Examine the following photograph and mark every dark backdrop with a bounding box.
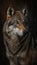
[0,0,37,65]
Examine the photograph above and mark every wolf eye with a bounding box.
[8,21,14,26]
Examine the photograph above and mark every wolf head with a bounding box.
[6,7,28,37]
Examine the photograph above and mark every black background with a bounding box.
[0,0,37,65]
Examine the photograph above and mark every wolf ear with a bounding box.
[22,8,26,15]
[7,7,14,20]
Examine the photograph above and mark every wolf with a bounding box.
[3,7,37,65]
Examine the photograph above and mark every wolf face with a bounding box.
[5,7,28,38]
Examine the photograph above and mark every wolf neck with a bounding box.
[6,30,29,55]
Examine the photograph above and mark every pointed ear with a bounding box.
[22,8,26,15]
[7,7,14,20]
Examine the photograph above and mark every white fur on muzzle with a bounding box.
[9,25,23,36]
